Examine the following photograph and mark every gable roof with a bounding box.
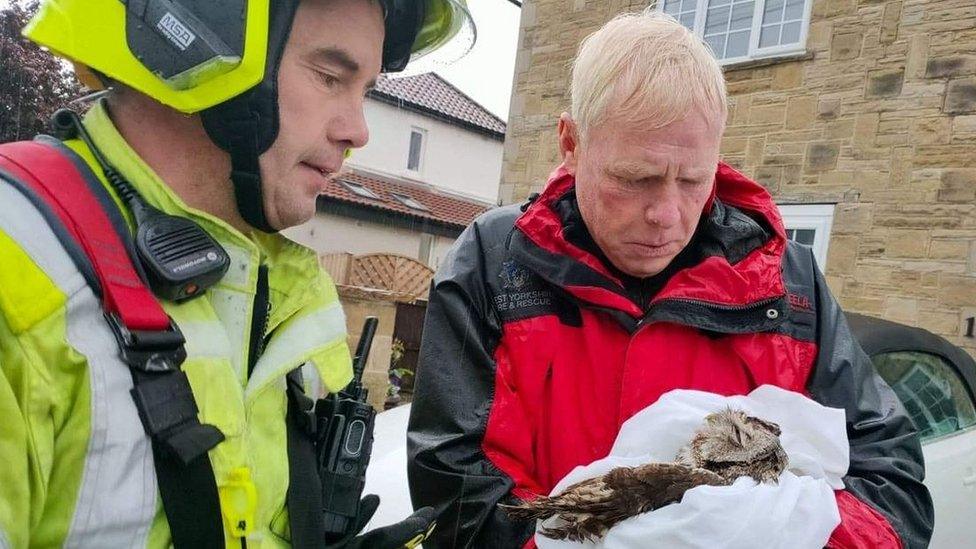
[369,73,507,140]
[319,169,492,230]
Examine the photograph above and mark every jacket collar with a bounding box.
[511,162,788,319]
[70,102,326,340]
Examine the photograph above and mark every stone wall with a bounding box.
[502,0,976,356]
[500,0,651,204]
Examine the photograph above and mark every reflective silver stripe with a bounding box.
[215,244,252,289]
[301,361,325,400]
[207,244,260,380]
[207,286,251,379]
[246,301,347,399]
[0,186,86,297]
[0,527,11,549]
[0,186,156,547]
[178,319,232,360]
[63,291,157,548]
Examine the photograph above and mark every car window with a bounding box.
[872,351,976,442]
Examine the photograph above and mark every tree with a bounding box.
[0,1,84,143]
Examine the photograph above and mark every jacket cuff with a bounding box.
[827,490,903,549]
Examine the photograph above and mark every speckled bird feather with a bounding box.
[502,408,789,542]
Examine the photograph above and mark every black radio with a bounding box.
[318,317,379,539]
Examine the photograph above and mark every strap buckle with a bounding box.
[105,312,187,372]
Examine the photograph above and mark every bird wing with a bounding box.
[611,462,729,512]
[501,475,613,521]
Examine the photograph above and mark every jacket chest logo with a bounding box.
[500,260,530,290]
[494,261,554,317]
[788,292,813,312]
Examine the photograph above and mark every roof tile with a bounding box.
[371,73,507,136]
[321,170,491,229]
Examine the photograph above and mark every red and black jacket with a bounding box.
[407,163,933,549]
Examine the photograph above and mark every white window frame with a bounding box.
[777,203,834,268]
[406,127,427,173]
[657,0,813,65]
[339,180,381,200]
[390,192,429,212]
[418,233,435,265]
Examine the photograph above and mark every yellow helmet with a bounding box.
[23,0,475,232]
[24,0,475,113]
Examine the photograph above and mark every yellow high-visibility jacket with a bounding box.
[0,102,353,548]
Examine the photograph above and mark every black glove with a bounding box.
[325,494,437,549]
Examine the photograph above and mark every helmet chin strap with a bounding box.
[201,0,428,233]
[201,0,300,234]
[224,114,277,233]
[231,159,276,233]
[203,105,277,233]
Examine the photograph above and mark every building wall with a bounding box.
[341,293,399,411]
[350,99,505,204]
[284,212,456,270]
[501,0,651,204]
[503,0,976,356]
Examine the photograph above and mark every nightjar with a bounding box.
[502,408,789,542]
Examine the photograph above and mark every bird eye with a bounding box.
[732,427,743,446]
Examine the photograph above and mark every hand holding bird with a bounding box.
[502,408,790,542]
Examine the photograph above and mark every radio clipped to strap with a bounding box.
[0,138,226,547]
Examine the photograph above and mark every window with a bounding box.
[659,0,811,64]
[418,233,435,265]
[390,192,429,212]
[777,203,833,268]
[340,180,381,200]
[407,128,426,172]
[873,351,976,442]
[785,228,815,246]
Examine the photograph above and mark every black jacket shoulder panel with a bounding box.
[698,199,772,265]
[804,245,934,548]
[408,203,536,548]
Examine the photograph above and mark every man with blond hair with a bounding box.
[407,9,932,549]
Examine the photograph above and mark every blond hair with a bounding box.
[570,8,727,142]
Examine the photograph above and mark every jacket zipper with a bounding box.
[653,295,782,311]
[636,295,784,331]
[247,264,270,380]
[239,265,269,548]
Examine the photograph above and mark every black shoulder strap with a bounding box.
[286,367,326,548]
[0,138,226,548]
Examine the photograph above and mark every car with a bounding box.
[846,312,976,549]
[363,314,976,547]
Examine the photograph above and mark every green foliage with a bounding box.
[387,338,414,398]
[0,1,84,143]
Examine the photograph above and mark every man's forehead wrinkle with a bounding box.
[607,161,662,178]
[607,159,710,179]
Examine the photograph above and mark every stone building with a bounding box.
[502,0,976,357]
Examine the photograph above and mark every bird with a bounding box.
[502,408,789,542]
